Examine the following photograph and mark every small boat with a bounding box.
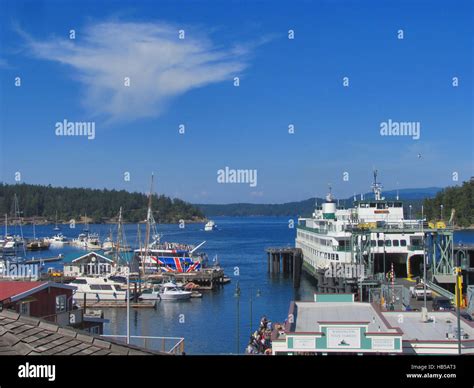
[140,282,192,301]
[69,276,128,302]
[26,239,51,251]
[72,233,101,250]
[102,236,115,250]
[44,233,68,246]
[204,220,217,231]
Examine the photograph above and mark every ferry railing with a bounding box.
[101,334,185,354]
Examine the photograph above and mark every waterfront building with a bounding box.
[271,294,474,355]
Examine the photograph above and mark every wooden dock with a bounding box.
[145,267,227,290]
[266,247,303,288]
[76,300,156,308]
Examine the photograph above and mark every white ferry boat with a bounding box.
[296,171,426,290]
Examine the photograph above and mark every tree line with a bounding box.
[0,183,205,224]
[423,179,473,227]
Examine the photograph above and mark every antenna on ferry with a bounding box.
[372,169,383,201]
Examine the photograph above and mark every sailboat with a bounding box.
[83,213,90,233]
[134,174,208,275]
[53,211,60,231]
[2,196,26,256]
[26,217,50,251]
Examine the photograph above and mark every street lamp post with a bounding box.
[456,252,462,355]
[249,288,261,333]
[234,281,241,354]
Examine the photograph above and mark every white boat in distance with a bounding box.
[72,233,101,250]
[139,282,192,301]
[204,220,217,231]
[44,233,68,246]
[70,276,127,302]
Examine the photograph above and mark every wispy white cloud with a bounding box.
[20,21,252,123]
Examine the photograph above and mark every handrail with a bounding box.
[101,334,185,354]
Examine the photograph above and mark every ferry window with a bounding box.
[377,240,384,247]
[371,240,376,247]
[335,254,339,261]
[377,203,385,209]
[393,240,399,246]
[370,203,376,208]
[90,285,102,290]
[400,240,407,246]
[385,240,392,247]
[56,295,67,313]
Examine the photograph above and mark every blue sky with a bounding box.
[0,0,472,204]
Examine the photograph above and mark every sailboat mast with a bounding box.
[114,207,122,266]
[142,173,154,276]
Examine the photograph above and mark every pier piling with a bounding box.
[265,247,302,287]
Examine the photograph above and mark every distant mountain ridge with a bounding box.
[196,187,443,217]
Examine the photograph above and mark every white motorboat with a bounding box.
[69,276,128,302]
[102,236,115,250]
[72,233,101,250]
[140,282,192,301]
[45,233,68,246]
[204,220,217,231]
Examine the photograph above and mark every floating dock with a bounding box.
[144,267,227,290]
[76,300,156,308]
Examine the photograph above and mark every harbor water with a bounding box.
[8,217,474,354]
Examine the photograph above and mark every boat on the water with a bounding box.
[69,276,128,302]
[44,233,68,246]
[204,220,217,231]
[139,282,192,301]
[295,170,427,291]
[72,233,101,250]
[135,175,208,274]
[26,239,51,251]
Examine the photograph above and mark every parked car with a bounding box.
[460,312,473,321]
[432,297,454,311]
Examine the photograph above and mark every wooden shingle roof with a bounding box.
[0,310,164,355]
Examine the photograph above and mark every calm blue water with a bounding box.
[8,217,474,354]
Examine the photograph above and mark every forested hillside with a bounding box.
[0,183,205,223]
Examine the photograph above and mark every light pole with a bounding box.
[249,288,261,333]
[456,252,462,355]
[126,268,130,345]
[440,204,444,221]
[234,281,241,354]
[409,205,412,221]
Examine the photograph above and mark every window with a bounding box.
[56,295,67,313]
[385,240,392,247]
[371,240,376,247]
[400,240,407,247]
[393,240,399,247]
[377,240,384,247]
[20,302,30,316]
